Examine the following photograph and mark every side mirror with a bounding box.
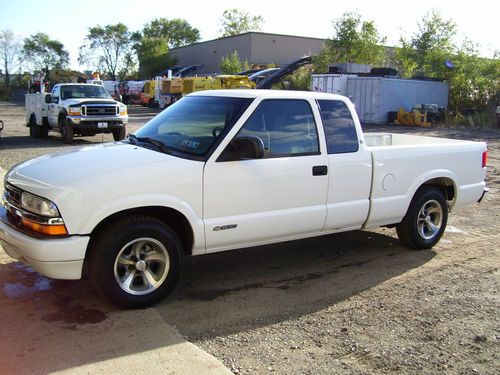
[218,135,265,162]
[44,94,52,103]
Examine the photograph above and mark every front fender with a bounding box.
[73,193,205,254]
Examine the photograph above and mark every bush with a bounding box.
[0,82,12,101]
[447,111,496,129]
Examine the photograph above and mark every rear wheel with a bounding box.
[396,186,448,250]
[30,115,43,138]
[88,215,183,308]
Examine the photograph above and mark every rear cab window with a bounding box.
[317,100,359,154]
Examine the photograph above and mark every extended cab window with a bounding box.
[238,99,319,157]
[317,100,359,154]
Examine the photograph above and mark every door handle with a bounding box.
[312,165,328,176]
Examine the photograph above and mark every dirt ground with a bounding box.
[0,101,498,375]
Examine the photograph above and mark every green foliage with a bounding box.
[447,111,494,129]
[316,12,387,72]
[141,18,200,48]
[395,10,500,113]
[273,66,312,91]
[219,9,264,37]
[133,18,197,78]
[48,69,87,85]
[219,51,249,74]
[79,23,134,81]
[22,32,69,73]
[0,29,21,86]
[396,10,456,78]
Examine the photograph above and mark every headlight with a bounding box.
[21,191,60,217]
[68,107,81,116]
[119,105,127,116]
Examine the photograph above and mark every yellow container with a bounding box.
[162,78,183,94]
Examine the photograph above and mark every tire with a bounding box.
[87,215,183,308]
[29,115,35,137]
[30,115,43,138]
[59,116,73,144]
[396,186,448,250]
[112,126,126,141]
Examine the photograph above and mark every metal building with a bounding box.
[169,32,326,74]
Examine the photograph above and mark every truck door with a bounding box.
[47,85,61,127]
[203,98,329,252]
[316,99,372,230]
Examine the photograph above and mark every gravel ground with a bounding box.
[0,101,498,375]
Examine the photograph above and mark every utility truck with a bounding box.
[2,90,488,307]
[25,83,128,143]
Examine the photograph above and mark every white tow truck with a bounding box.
[1,90,488,308]
[25,82,128,143]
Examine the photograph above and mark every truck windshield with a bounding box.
[61,85,112,100]
[133,96,253,157]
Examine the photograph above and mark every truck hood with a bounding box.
[65,98,118,106]
[6,142,175,189]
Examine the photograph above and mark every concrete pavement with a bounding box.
[0,166,233,375]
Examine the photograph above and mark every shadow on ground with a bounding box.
[158,229,435,340]
[0,229,434,373]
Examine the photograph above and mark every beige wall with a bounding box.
[169,33,326,75]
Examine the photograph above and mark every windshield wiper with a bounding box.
[128,134,172,154]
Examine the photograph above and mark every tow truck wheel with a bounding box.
[59,116,73,144]
[30,115,43,138]
[396,186,448,250]
[113,127,126,141]
[87,215,183,308]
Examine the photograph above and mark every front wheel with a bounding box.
[396,186,448,250]
[113,127,126,141]
[87,216,183,308]
[59,116,73,144]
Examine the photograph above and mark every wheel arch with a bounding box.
[87,206,195,258]
[414,176,457,210]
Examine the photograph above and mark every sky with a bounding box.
[1,0,498,71]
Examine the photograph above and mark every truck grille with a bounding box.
[82,105,117,116]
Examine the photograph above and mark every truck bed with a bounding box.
[362,132,486,228]
[364,132,475,147]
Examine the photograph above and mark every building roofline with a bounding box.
[170,31,327,52]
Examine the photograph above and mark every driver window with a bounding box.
[237,99,319,158]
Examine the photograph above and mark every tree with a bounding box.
[395,10,499,113]
[218,9,264,37]
[22,32,69,74]
[133,18,198,78]
[316,12,386,71]
[141,18,200,48]
[133,35,177,78]
[219,51,249,74]
[396,10,457,78]
[0,29,21,86]
[79,23,134,81]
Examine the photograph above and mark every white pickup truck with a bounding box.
[1,90,487,307]
[25,83,128,143]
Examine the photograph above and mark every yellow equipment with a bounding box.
[218,75,256,89]
[182,77,222,94]
[162,78,183,94]
[395,108,432,127]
